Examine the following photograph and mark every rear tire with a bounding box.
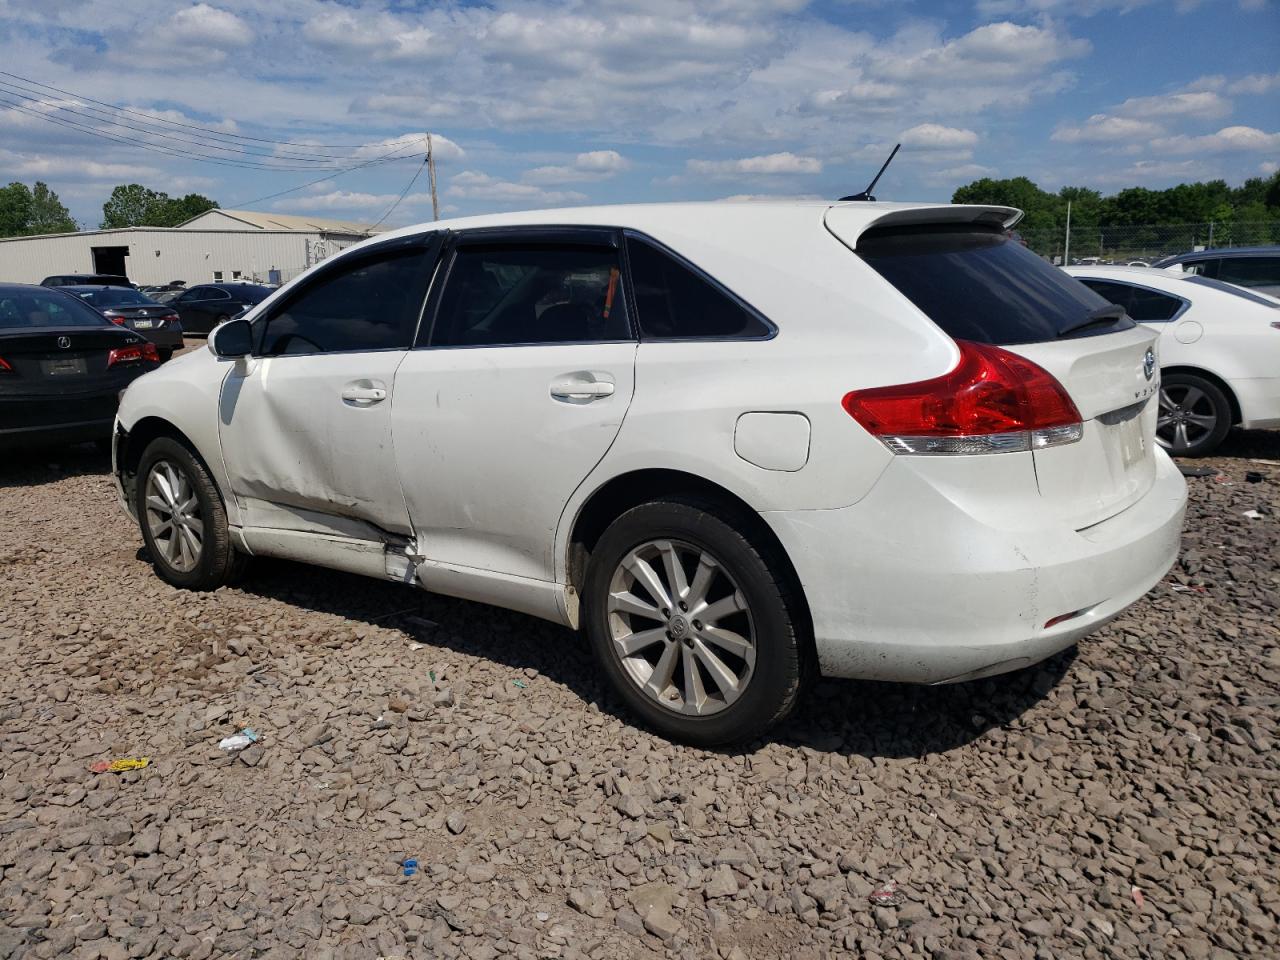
[135,437,247,590]
[583,498,807,747]
[158,348,173,363]
[1157,373,1232,457]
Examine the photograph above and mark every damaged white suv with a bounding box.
[114,202,1186,745]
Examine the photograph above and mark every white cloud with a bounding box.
[524,150,630,184]
[1261,161,1279,176]
[1229,72,1280,95]
[1152,126,1280,155]
[167,4,252,47]
[1052,114,1165,144]
[1113,90,1232,120]
[922,163,997,186]
[303,8,434,62]
[687,152,822,176]
[0,149,161,181]
[275,190,396,213]
[899,124,979,151]
[448,171,587,206]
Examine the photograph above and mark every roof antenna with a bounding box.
[840,143,900,202]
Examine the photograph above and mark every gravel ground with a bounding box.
[1,431,1277,960]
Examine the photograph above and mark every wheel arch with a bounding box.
[1161,365,1242,425]
[564,468,814,648]
[117,417,224,519]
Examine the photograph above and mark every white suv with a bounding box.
[113,202,1187,745]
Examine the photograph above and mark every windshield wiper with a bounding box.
[1058,303,1126,338]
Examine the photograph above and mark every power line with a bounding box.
[231,145,426,208]
[0,79,373,164]
[369,147,430,231]
[0,70,424,153]
[0,93,420,172]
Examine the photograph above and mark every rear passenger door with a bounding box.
[391,228,637,585]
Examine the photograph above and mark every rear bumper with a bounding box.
[764,449,1186,683]
[0,394,120,448]
[1234,377,1280,430]
[136,328,184,351]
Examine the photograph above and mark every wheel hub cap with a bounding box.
[606,539,756,717]
[143,459,204,573]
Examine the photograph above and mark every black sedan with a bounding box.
[170,282,273,335]
[62,286,184,361]
[0,284,160,449]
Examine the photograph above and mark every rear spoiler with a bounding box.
[825,204,1023,250]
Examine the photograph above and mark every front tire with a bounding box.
[1157,373,1232,457]
[135,437,246,590]
[583,498,807,747]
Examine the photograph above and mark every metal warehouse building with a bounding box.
[0,209,380,287]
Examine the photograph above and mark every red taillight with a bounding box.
[107,342,160,367]
[104,312,126,326]
[842,340,1083,455]
[0,355,11,373]
[161,314,179,325]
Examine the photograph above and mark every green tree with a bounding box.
[0,182,34,237]
[27,182,77,234]
[101,184,218,228]
[0,181,77,237]
[952,176,1060,230]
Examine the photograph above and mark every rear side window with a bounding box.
[1080,279,1184,322]
[858,225,1129,345]
[431,244,631,347]
[1216,257,1280,288]
[259,248,433,355]
[625,236,772,340]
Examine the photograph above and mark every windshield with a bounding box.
[73,288,159,308]
[0,290,113,329]
[858,224,1134,345]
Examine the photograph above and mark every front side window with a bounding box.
[431,244,631,347]
[1216,257,1280,288]
[259,248,432,356]
[626,236,772,340]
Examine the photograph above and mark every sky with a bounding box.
[0,0,1276,230]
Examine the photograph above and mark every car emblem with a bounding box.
[1143,349,1155,381]
[139,310,148,317]
[57,336,70,349]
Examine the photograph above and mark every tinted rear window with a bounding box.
[0,290,113,329]
[73,289,159,307]
[858,225,1130,345]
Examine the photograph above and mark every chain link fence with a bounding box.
[1018,221,1280,265]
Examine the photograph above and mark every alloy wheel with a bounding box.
[143,459,204,573]
[606,539,756,716]
[1156,384,1217,452]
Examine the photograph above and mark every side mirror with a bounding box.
[210,317,253,358]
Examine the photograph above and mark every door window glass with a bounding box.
[626,236,772,339]
[1080,279,1183,321]
[1216,257,1280,288]
[259,248,432,355]
[431,244,631,346]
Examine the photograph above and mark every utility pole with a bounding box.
[426,134,439,222]
[1063,200,1071,266]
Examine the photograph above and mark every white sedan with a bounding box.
[112,202,1186,745]
[1065,265,1280,456]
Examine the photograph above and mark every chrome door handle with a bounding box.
[341,384,387,404]
[550,374,615,402]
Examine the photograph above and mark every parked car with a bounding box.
[42,273,135,289]
[113,202,1186,745]
[1065,265,1280,456]
[63,286,184,361]
[169,283,274,336]
[1152,246,1280,298]
[0,283,160,449]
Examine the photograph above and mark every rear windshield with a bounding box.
[239,285,273,304]
[0,290,113,329]
[72,288,159,307]
[858,225,1133,345]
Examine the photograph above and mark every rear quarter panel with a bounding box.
[553,213,957,582]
